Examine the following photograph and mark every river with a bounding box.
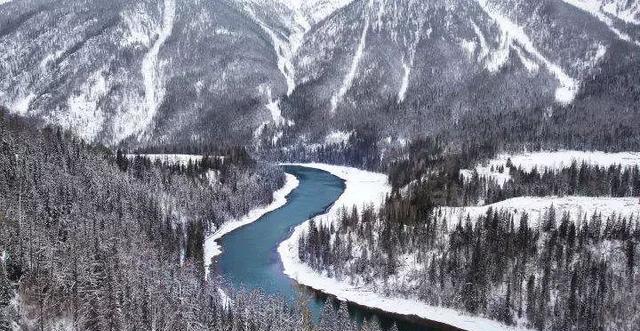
[216,165,458,331]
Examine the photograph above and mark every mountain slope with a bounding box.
[1,0,639,153]
[0,0,292,146]
[273,0,639,147]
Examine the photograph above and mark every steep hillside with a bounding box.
[274,0,640,147]
[1,0,639,156]
[0,0,291,146]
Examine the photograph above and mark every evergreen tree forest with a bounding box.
[299,205,640,330]
[0,109,396,331]
[297,138,640,330]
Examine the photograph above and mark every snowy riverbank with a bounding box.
[204,173,299,278]
[278,164,532,331]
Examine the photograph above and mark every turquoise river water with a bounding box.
[217,166,458,331]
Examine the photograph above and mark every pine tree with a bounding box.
[625,239,635,276]
[0,252,12,331]
[501,282,513,325]
[115,150,128,172]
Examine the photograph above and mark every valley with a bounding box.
[1,0,640,330]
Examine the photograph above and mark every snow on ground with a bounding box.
[561,0,640,47]
[477,0,579,104]
[0,0,12,5]
[127,153,204,166]
[398,60,411,102]
[59,69,108,142]
[324,130,353,145]
[437,196,640,229]
[217,288,232,309]
[280,163,391,226]
[139,0,175,140]
[278,164,534,331]
[293,0,355,25]
[397,18,425,104]
[9,92,36,116]
[472,21,490,61]
[460,150,640,186]
[330,0,374,113]
[599,0,640,25]
[203,173,299,279]
[245,6,299,96]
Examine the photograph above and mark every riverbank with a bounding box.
[278,163,531,331]
[204,173,299,278]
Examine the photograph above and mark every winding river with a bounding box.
[217,166,457,331]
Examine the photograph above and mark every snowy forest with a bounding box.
[0,109,397,330]
[297,138,640,330]
[2,0,640,328]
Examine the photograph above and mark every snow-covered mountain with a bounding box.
[0,0,639,148]
[277,0,640,144]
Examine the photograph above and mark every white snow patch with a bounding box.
[324,130,353,145]
[217,288,232,309]
[278,164,533,331]
[478,0,579,104]
[259,85,290,126]
[562,0,640,47]
[396,13,424,104]
[10,92,36,115]
[253,121,269,139]
[460,150,640,186]
[600,0,640,25]
[243,3,311,96]
[121,9,154,48]
[460,39,477,59]
[139,0,176,139]
[203,173,299,279]
[472,21,490,61]
[58,70,109,142]
[593,44,608,63]
[128,154,205,166]
[397,61,411,103]
[290,0,355,25]
[485,27,511,73]
[513,45,540,73]
[272,130,284,145]
[0,0,12,5]
[438,196,640,229]
[330,0,374,112]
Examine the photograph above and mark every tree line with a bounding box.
[299,204,640,330]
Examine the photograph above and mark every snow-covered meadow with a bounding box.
[460,150,640,186]
[437,196,640,229]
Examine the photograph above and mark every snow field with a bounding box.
[460,150,640,186]
[437,196,640,230]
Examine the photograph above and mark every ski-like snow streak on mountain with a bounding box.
[0,0,13,5]
[262,23,297,96]
[330,0,374,112]
[397,20,425,103]
[243,5,309,96]
[397,62,410,103]
[471,21,490,61]
[477,0,579,104]
[561,0,640,47]
[139,0,175,140]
